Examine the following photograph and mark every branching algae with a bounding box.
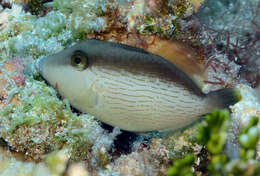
[167,110,260,176]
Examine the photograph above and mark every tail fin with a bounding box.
[208,88,242,108]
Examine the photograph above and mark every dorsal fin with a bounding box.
[90,38,150,54]
[108,41,150,54]
[146,37,208,91]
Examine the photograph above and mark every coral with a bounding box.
[0,1,109,59]
[195,0,260,88]
[239,117,259,161]
[50,0,108,37]
[22,0,50,16]
[0,0,205,60]
[202,51,241,92]
[45,149,70,175]
[124,0,199,37]
[169,0,260,93]
[104,139,170,176]
[66,163,90,176]
[231,85,260,128]
[0,147,84,176]
[230,84,260,159]
[161,121,202,161]
[0,149,53,176]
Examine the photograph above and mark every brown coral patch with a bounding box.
[0,58,25,108]
[3,58,25,86]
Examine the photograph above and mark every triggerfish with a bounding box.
[38,39,241,132]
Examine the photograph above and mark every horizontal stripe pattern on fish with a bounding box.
[86,63,211,131]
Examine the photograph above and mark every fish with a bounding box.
[38,39,241,132]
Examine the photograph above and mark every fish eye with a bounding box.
[71,50,88,71]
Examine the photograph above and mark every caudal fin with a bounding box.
[208,88,242,108]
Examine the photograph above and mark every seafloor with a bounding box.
[0,0,259,175]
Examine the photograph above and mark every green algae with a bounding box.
[136,0,193,38]
[166,110,260,176]
[197,109,230,155]
[167,154,194,176]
